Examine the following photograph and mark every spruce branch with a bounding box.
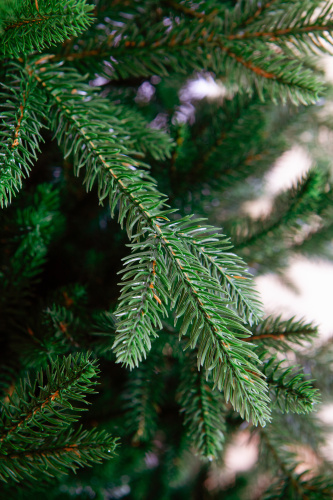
[247,316,318,348]
[0,0,94,57]
[81,33,320,102]
[24,58,270,426]
[155,218,270,425]
[226,0,322,33]
[219,39,323,103]
[176,221,263,324]
[113,217,270,424]
[55,3,329,103]
[260,353,319,414]
[0,426,117,484]
[232,169,328,252]
[261,428,333,499]
[177,353,226,459]
[113,237,169,368]
[123,348,165,443]
[0,354,118,484]
[0,63,46,207]
[228,0,333,56]
[0,353,99,447]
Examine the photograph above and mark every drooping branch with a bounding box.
[24,57,270,426]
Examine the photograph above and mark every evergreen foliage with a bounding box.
[0,0,93,57]
[1,0,333,497]
[0,354,117,484]
[0,62,46,206]
[178,352,227,459]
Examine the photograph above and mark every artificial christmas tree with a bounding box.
[1,0,333,498]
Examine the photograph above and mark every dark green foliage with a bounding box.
[250,315,318,348]
[0,354,117,484]
[261,353,320,414]
[103,99,174,161]
[0,353,97,444]
[179,222,263,324]
[0,0,333,497]
[0,184,64,333]
[0,62,46,206]
[56,0,330,103]
[0,0,93,57]
[0,426,117,485]
[170,94,272,192]
[18,57,270,424]
[113,237,168,368]
[263,474,333,500]
[178,352,226,459]
[122,347,165,443]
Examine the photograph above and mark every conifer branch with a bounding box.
[153,220,270,425]
[66,33,322,103]
[123,349,165,443]
[230,24,333,42]
[261,428,333,499]
[229,0,333,56]
[113,238,168,368]
[56,3,329,103]
[246,316,318,347]
[232,169,327,252]
[0,0,93,57]
[226,0,320,33]
[0,63,46,207]
[0,353,98,446]
[0,354,117,483]
[0,427,117,483]
[261,354,319,414]
[24,58,270,426]
[177,223,263,324]
[178,353,226,459]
